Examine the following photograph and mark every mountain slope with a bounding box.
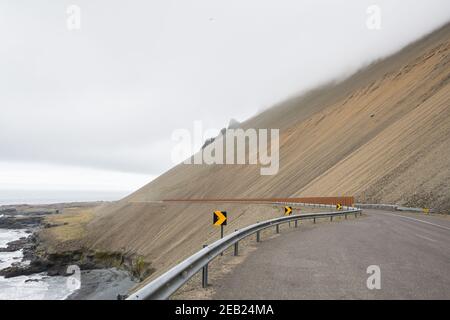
[125,22,450,208]
[85,23,450,280]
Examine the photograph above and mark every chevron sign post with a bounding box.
[213,211,227,242]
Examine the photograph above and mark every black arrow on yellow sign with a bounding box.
[213,211,227,226]
[336,203,342,210]
[284,206,292,215]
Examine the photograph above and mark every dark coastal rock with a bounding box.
[0,245,118,278]
[0,216,43,229]
[0,257,72,278]
[0,237,30,252]
[0,208,17,215]
[24,210,55,216]
[25,279,41,283]
[0,265,37,278]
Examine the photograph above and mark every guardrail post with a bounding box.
[256,230,260,242]
[202,245,208,288]
[360,211,362,216]
[313,217,316,224]
[276,224,279,233]
[355,212,357,218]
[345,213,347,219]
[233,229,239,256]
[330,216,333,222]
[295,220,298,228]
[220,225,224,256]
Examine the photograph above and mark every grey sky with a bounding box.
[0,0,449,192]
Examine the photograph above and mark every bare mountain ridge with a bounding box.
[124,22,450,208]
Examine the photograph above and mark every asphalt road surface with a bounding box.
[213,209,450,299]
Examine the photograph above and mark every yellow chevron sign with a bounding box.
[284,206,292,215]
[213,211,227,226]
[336,203,342,210]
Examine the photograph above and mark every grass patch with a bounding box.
[43,207,94,242]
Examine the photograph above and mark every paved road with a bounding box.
[213,210,450,299]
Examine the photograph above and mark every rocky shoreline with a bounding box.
[0,213,70,278]
[0,205,138,299]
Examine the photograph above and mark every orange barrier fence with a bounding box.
[163,197,354,206]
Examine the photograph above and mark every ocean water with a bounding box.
[0,249,24,270]
[0,228,76,300]
[0,229,29,248]
[0,190,129,206]
[0,273,75,300]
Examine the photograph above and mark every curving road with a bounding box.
[212,209,450,299]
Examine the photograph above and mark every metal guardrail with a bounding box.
[355,203,433,213]
[126,203,362,300]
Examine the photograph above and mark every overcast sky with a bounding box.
[0,0,449,197]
